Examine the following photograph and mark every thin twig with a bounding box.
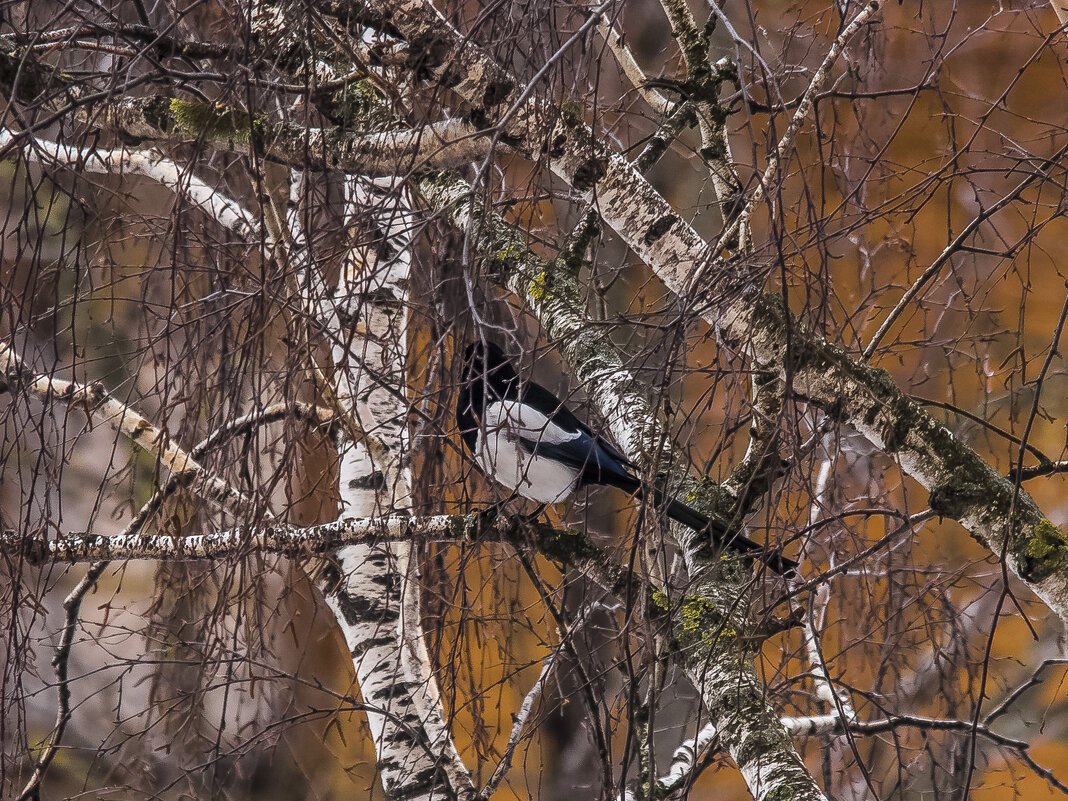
[1012,461,1068,481]
[734,3,878,224]
[0,341,264,518]
[984,658,1068,724]
[480,654,557,799]
[863,146,1068,358]
[912,396,1051,465]
[2,341,281,800]
[118,402,337,537]
[17,560,107,801]
[654,721,719,796]
[692,0,879,291]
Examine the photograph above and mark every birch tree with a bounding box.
[2,0,1068,799]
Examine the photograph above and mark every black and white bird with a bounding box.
[457,341,798,575]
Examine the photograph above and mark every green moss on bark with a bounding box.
[676,595,736,649]
[650,589,669,611]
[330,78,393,130]
[166,100,261,145]
[489,240,525,274]
[763,784,797,801]
[532,524,598,563]
[1017,518,1068,582]
[734,725,789,773]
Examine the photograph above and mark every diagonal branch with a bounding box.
[0,341,264,518]
[370,0,1068,629]
[596,17,674,115]
[0,129,261,239]
[727,2,880,251]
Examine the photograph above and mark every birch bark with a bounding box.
[312,176,472,800]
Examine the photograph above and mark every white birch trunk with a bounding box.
[314,177,471,800]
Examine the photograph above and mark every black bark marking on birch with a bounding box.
[130,418,153,438]
[369,571,396,587]
[349,471,386,490]
[438,63,464,89]
[482,79,514,107]
[354,634,399,655]
[371,680,422,701]
[362,286,402,306]
[546,133,567,157]
[332,590,398,628]
[388,767,443,800]
[644,214,679,246]
[139,95,175,134]
[406,31,452,78]
[467,107,491,131]
[88,383,108,407]
[572,157,607,191]
[699,139,727,162]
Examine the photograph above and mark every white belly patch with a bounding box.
[475,429,580,504]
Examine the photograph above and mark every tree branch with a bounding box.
[105,96,509,175]
[0,340,264,518]
[0,129,261,239]
[0,514,581,562]
[595,17,674,115]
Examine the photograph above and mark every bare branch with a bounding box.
[1,514,586,562]
[105,96,509,175]
[480,653,556,799]
[0,340,264,518]
[596,18,674,115]
[864,156,1068,358]
[0,129,261,239]
[722,1,881,260]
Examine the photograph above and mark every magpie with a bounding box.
[457,341,798,575]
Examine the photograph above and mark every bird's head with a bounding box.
[462,340,519,401]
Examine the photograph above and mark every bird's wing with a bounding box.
[479,370,639,480]
[520,381,639,470]
[481,400,586,445]
[485,409,638,491]
[482,398,624,477]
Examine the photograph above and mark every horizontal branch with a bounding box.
[1013,460,1068,481]
[782,711,1028,751]
[106,96,506,176]
[2,23,242,60]
[1,513,598,563]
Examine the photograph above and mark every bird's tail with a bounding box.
[605,473,797,575]
[610,475,794,575]
[660,496,799,576]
